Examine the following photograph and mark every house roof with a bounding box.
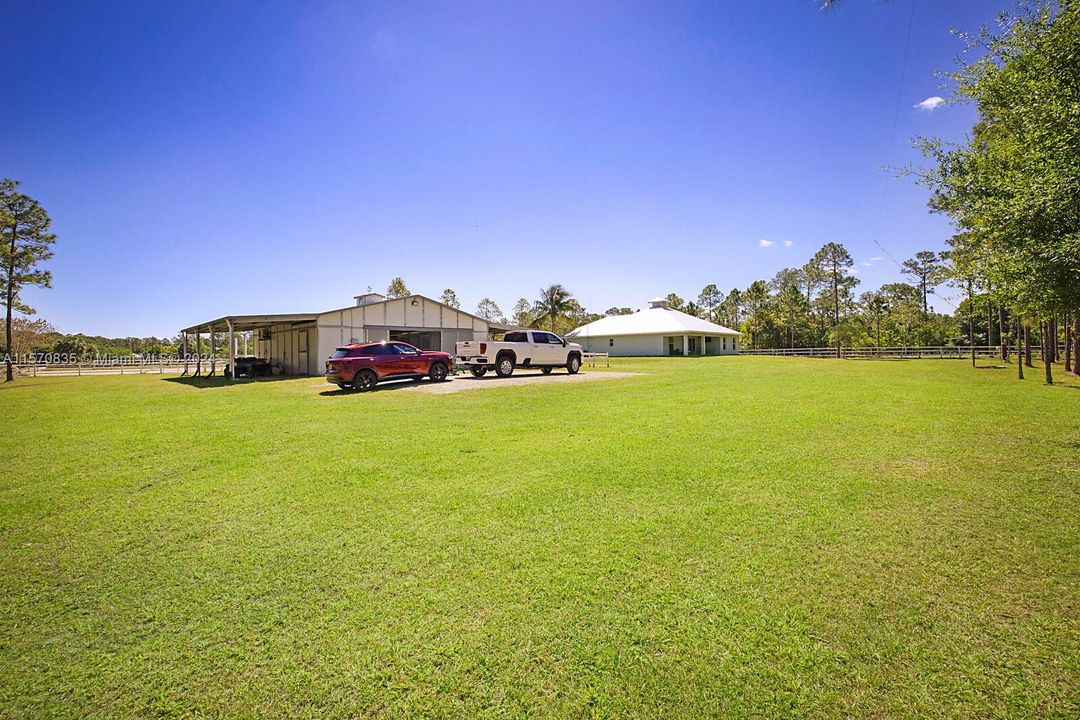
[565,303,740,338]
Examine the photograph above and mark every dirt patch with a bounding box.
[403,370,642,394]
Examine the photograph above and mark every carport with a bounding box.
[179,313,317,380]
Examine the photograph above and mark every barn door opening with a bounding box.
[388,330,441,351]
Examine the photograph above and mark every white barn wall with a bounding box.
[314,297,487,367]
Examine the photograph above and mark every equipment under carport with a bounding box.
[226,356,273,378]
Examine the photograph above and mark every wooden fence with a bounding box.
[740,345,1065,359]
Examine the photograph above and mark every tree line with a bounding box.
[388,277,597,336]
[7,318,183,360]
[904,1,1078,384]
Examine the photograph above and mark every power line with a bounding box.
[869,0,917,276]
[866,0,958,316]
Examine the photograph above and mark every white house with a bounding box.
[566,297,740,357]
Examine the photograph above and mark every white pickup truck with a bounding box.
[455,330,584,378]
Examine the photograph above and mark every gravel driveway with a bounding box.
[403,370,641,394]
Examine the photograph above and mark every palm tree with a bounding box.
[533,284,575,332]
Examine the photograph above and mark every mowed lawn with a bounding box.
[1,358,1077,719]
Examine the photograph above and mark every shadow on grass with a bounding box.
[1,379,84,390]
[163,375,300,389]
[319,377,447,396]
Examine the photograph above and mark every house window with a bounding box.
[732,338,737,350]
[609,338,614,347]
[723,338,727,350]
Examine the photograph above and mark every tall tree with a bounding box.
[697,284,722,321]
[665,293,685,311]
[776,282,809,348]
[439,288,460,309]
[9,316,55,360]
[386,277,410,299]
[605,306,634,316]
[859,290,889,349]
[941,245,982,368]
[742,280,772,349]
[683,301,704,319]
[721,288,744,329]
[1,180,56,382]
[901,251,943,315]
[534,284,575,332]
[475,298,503,323]
[1072,315,1080,376]
[511,298,534,327]
[811,242,859,358]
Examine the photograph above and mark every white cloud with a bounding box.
[783,240,793,247]
[758,239,774,248]
[915,96,946,111]
[859,256,883,267]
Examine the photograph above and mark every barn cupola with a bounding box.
[648,297,672,309]
[354,292,386,306]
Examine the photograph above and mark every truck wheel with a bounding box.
[353,369,378,392]
[566,354,581,375]
[541,367,553,375]
[469,366,487,378]
[429,361,449,382]
[495,354,515,378]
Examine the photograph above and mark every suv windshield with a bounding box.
[331,349,350,359]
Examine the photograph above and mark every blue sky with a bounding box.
[2,0,994,337]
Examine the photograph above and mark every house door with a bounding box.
[297,330,309,375]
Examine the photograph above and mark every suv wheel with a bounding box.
[353,369,378,392]
[429,361,449,382]
[469,366,488,377]
[566,354,581,375]
[496,354,515,378]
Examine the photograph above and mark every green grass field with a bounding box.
[2,357,1078,718]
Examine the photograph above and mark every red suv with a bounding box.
[325,341,453,391]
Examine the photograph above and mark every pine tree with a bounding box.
[1,179,56,382]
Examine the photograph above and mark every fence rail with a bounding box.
[741,345,1066,359]
[583,352,610,368]
[12,358,229,377]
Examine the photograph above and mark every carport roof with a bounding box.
[180,313,318,334]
